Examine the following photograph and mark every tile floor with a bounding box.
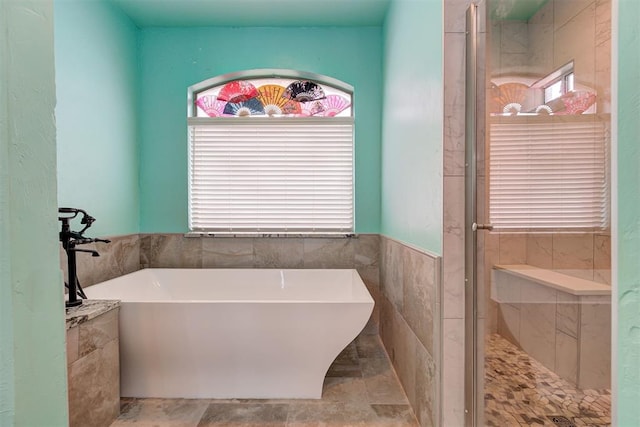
[110,334,419,426]
[484,334,611,427]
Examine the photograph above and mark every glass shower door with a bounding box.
[466,1,613,426]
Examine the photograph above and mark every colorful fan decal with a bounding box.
[195,95,227,117]
[490,82,529,114]
[300,100,325,116]
[502,102,522,115]
[217,81,259,103]
[320,95,350,117]
[223,98,265,117]
[557,91,596,115]
[257,84,289,116]
[281,100,302,116]
[284,80,325,103]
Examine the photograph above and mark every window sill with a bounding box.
[185,232,356,239]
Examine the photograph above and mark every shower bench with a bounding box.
[491,264,611,390]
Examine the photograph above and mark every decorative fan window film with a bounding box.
[194,77,352,118]
[188,73,354,234]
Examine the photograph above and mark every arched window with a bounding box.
[187,70,354,234]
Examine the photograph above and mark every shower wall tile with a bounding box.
[553,0,594,31]
[593,234,611,285]
[595,0,612,46]
[519,282,557,371]
[556,292,579,338]
[526,234,553,269]
[498,233,527,265]
[201,237,254,268]
[442,318,465,427]
[443,33,466,177]
[528,0,554,75]
[500,21,528,54]
[497,303,520,345]
[498,52,530,76]
[555,330,579,385]
[443,31,467,110]
[595,43,612,113]
[579,301,611,389]
[552,234,594,280]
[303,237,355,268]
[443,101,466,176]
[554,3,596,86]
[443,176,464,319]
[444,0,472,33]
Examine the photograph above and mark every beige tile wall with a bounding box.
[60,234,140,289]
[66,307,120,427]
[493,232,611,285]
[494,270,611,389]
[67,232,447,425]
[379,236,441,427]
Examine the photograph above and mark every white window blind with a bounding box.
[188,117,354,233]
[489,117,609,231]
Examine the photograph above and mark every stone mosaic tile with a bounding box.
[110,335,418,427]
[484,334,611,427]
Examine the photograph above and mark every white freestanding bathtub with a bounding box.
[84,268,374,399]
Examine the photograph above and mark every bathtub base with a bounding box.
[119,301,373,399]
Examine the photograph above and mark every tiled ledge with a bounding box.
[494,264,611,296]
[65,299,120,330]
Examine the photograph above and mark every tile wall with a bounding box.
[59,233,140,290]
[494,270,611,389]
[65,234,381,333]
[66,307,120,427]
[379,236,442,427]
[63,232,445,425]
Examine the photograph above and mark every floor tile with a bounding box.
[111,398,210,427]
[110,335,418,427]
[197,403,288,427]
[484,334,611,427]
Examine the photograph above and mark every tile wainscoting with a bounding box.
[59,233,141,290]
[63,233,443,426]
[379,236,442,427]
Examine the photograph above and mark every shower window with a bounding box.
[187,71,354,234]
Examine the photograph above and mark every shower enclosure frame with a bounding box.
[464,3,489,426]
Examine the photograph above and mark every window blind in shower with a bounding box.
[188,117,354,234]
[489,117,609,231]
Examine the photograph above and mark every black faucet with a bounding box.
[58,208,110,308]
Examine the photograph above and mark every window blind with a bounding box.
[188,117,354,233]
[489,117,609,231]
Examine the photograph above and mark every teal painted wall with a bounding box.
[616,0,640,424]
[380,0,443,253]
[138,26,382,233]
[0,0,68,425]
[55,0,140,236]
